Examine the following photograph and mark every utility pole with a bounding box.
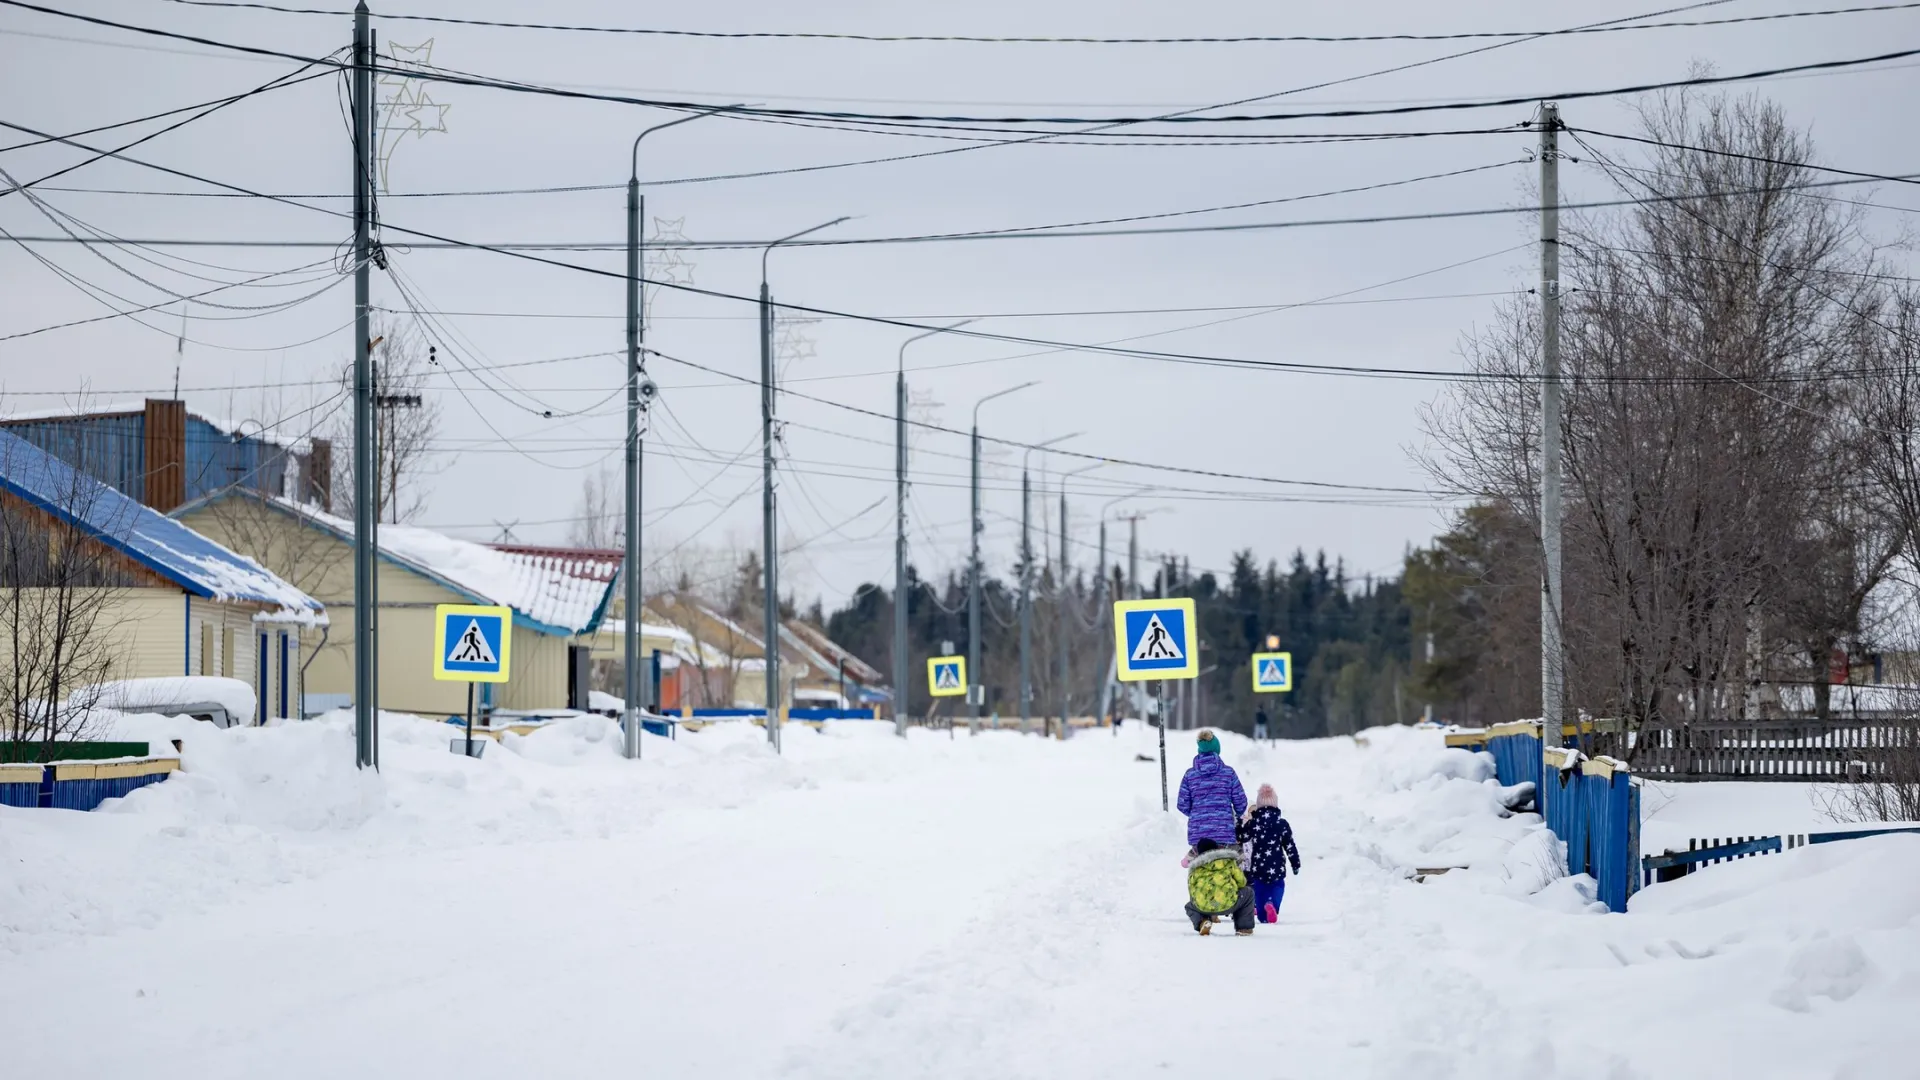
[760,218,847,752]
[623,142,645,761]
[969,427,982,732]
[895,351,909,737]
[895,322,971,737]
[1539,102,1564,733]
[1056,483,1068,735]
[760,274,778,751]
[969,382,1037,733]
[622,109,721,760]
[351,1,376,770]
[1018,433,1077,735]
[1020,466,1031,734]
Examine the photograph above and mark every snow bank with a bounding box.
[3,718,1913,1078]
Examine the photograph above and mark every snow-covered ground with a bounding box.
[3,715,1915,1078]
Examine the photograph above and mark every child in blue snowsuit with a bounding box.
[1236,783,1301,923]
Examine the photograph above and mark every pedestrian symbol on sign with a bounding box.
[927,655,967,698]
[1130,613,1183,662]
[432,603,512,683]
[450,619,498,665]
[1251,650,1293,693]
[1112,598,1198,682]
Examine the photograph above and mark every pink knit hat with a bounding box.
[1256,783,1278,808]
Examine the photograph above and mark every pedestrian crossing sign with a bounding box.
[433,603,513,683]
[927,655,967,698]
[1112,598,1198,682]
[1251,651,1293,693]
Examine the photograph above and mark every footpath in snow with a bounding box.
[2,714,1915,1079]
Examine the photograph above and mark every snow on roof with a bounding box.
[0,432,324,617]
[785,620,884,685]
[227,495,614,636]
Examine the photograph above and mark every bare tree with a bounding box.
[330,314,442,524]
[0,439,133,759]
[569,468,621,549]
[1421,91,1886,753]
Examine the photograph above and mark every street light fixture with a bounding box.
[622,104,734,761]
[967,380,1038,731]
[760,216,851,752]
[1020,432,1081,733]
[894,320,975,737]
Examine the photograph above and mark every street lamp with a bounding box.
[1021,432,1081,734]
[761,216,850,752]
[1097,486,1156,731]
[968,380,1038,731]
[622,105,732,762]
[895,320,974,737]
[1053,460,1103,734]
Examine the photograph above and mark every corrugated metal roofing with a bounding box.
[0,432,323,616]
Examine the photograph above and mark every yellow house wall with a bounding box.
[180,500,576,716]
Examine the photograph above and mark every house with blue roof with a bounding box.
[0,431,325,723]
[176,489,619,717]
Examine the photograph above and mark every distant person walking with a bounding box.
[1254,706,1270,742]
[1175,729,1247,850]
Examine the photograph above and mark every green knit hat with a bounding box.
[1196,730,1221,755]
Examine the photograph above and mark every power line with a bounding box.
[1571,126,1920,188]
[12,1,1920,128]
[17,164,1920,251]
[153,0,1920,44]
[10,115,1914,386]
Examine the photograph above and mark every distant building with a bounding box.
[1,398,330,514]
[0,431,324,721]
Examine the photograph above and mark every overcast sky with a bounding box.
[3,0,1916,609]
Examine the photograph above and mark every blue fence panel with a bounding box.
[690,708,767,719]
[788,708,877,721]
[0,768,41,808]
[1488,731,1543,793]
[47,763,173,811]
[1585,769,1639,912]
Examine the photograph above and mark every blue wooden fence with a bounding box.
[0,758,177,811]
[1643,825,1920,886]
[1455,721,1641,912]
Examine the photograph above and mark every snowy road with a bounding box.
[4,716,1915,1078]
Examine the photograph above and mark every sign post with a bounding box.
[433,603,512,758]
[928,655,966,740]
[1113,597,1199,811]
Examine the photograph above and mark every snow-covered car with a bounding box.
[82,677,259,729]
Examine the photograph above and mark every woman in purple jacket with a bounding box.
[1176,729,1247,849]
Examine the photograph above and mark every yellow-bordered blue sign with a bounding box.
[927,655,967,697]
[1251,651,1293,693]
[433,603,512,683]
[1112,597,1198,682]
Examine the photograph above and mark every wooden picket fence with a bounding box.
[1585,719,1920,782]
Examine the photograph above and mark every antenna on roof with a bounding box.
[173,300,187,401]
[493,519,520,544]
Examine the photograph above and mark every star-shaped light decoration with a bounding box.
[375,40,450,193]
[643,216,696,332]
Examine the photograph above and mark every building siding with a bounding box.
[181,499,573,716]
